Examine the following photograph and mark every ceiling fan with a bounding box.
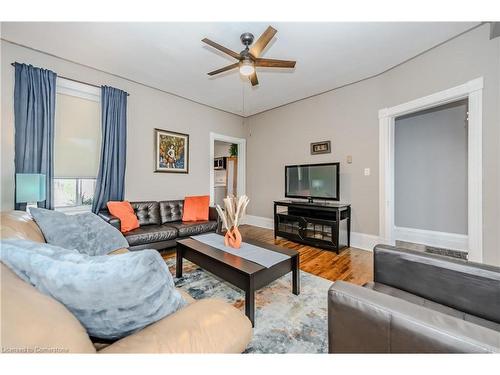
[202,26,296,86]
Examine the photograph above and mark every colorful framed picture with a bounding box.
[310,140,331,155]
[154,128,189,173]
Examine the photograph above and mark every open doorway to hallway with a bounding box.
[213,141,238,206]
[209,132,246,207]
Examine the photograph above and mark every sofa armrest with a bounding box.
[328,281,500,353]
[208,206,218,221]
[100,299,252,353]
[373,245,500,324]
[98,210,121,231]
[209,206,221,233]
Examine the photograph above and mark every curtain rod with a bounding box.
[10,62,130,96]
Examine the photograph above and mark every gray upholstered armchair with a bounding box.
[328,244,500,353]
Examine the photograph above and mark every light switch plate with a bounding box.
[347,155,352,164]
[364,168,370,176]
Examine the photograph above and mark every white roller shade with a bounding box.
[54,93,101,178]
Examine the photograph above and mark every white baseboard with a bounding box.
[393,226,468,252]
[350,232,382,251]
[243,215,274,229]
[242,215,381,252]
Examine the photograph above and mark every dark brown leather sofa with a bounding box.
[98,200,220,251]
[328,244,500,353]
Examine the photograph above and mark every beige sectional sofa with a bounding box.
[0,211,252,353]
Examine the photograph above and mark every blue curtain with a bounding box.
[92,86,128,213]
[14,63,57,210]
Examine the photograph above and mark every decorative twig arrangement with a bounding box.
[216,195,250,248]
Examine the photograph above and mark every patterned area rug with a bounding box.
[165,258,332,353]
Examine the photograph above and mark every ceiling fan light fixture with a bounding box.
[239,59,255,76]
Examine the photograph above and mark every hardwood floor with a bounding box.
[238,225,373,285]
[165,225,373,285]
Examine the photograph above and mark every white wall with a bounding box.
[0,40,245,210]
[394,101,468,234]
[246,24,500,266]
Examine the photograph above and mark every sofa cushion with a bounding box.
[101,299,252,353]
[0,263,96,353]
[131,201,160,226]
[364,282,500,333]
[167,221,218,237]
[1,239,187,340]
[159,200,184,224]
[29,208,129,256]
[124,224,178,246]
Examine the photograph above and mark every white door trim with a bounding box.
[378,77,483,262]
[209,132,246,206]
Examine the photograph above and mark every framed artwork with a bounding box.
[154,128,189,173]
[310,140,331,155]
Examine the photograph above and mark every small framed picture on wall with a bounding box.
[154,128,189,173]
[310,140,331,155]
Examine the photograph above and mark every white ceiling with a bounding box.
[2,22,479,117]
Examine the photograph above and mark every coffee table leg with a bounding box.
[292,255,300,295]
[176,247,183,278]
[245,287,255,327]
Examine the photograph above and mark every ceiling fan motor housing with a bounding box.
[240,32,255,47]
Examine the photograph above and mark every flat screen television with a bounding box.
[285,162,340,201]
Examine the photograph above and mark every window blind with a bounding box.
[54,93,101,178]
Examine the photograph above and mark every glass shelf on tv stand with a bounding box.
[276,213,335,243]
[274,200,351,253]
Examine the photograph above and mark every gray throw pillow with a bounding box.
[30,208,129,256]
[0,239,186,340]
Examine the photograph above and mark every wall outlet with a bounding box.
[364,168,371,176]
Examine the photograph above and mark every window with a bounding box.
[53,178,97,208]
[54,79,101,210]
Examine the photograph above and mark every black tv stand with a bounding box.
[273,200,351,253]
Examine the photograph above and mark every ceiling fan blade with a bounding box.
[249,26,277,58]
[255,58,296,68]
[207,63,240,76]
[202,38,241,60]
[249,72,259,86]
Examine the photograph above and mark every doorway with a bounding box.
[379,78,483,262]
[393,100,468,254]
[209,133,246,206]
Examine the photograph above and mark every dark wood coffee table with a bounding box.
[176,236,300,327]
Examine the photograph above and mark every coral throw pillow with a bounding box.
[182,195,210,222]
[107,201,140,233]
